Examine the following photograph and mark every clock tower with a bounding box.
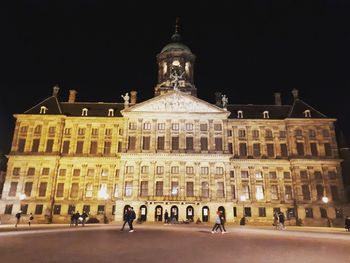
[155,19,197,97]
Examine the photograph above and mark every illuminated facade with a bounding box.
[0,27,348,226]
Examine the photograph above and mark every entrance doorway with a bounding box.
[155,205,163,222]
[186,206,194,221]
[140,205,147,222]
[171,205,178,221]
[202,206,209,222]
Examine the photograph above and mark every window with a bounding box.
[34,125,42,134]
[128,136,136,150]
[90,141,98,154]
[20,126,28,134]
[124,181,133,197]
[269,171,277,179]
[267,144,274,157]
[295,129,302,137]
[13,167,20,176]
[103,141,111,155]
[156,166,164,174]
[157,136,165,150]
[35,205,43,215]
[237,111,243,118]
[324,143,332,157]
[335,208,343,218]
[331,186,339,201]
[56,183,64,197]
[186,166,194,174]
[156,181,163,196]
[200,124,208,131]
[42,168,50,176]
[186,123,193,131]
[271,185,278,200]
[76,141,84,154]
[64,128,71,135]
[157,123,165,130]
[314,171,322,180]
[323,129,330,137]
[201,167,209,175]
[40,106,47,114]
[302,185,311,200]
[91,128,99,136]
[97,205,105,214]
[126,166,134,174]
[202,182,209,198]
[117,141,122,153]
[129,122,137,130]
[53,205,61,215]
[242,185,250,199]
[141,136,150,151]
[82,108,88,116]
[48,127,56,134]
[316,185,324,200]
[329,171,337,180]
[244,207,252,217]
[228,143,233,154]
[265,130,273,139]
[216,167,224,175]
[31,139,40,152]
[279,131,286,138]
[310,143,318,156]
[38,182,47,197]
[296,142,304,156]
[186,182,194,197]
[241,171,249,179]
[73,169,80,177]
[303,110,311,118]
[214,124,222,131]
[263,111,269,119]
[141,166,149,174]
[280,144,288,157]
[239,143,247,156]
[108,108,114,117]
[305,208,313,218]
[259,207,266,217]
[68,205,76,215]
[231,185,236,199]
[101,169,109,177]
[8,182,18,196]
[200,137,208,151]
[140,181,148,197]
[87,169,95,177]
[283,172,291,179]
[114,184,119,198]
[255,185,264,200]
[300,170,308,179]
[215,138,222,151]
[255,171,263,179]
[171,181,179,196]
[320,207,327,218]
[143,122,151,130]
[172,137,179,150]
[252,130,259,139]
[171,166,179,174]
[59,169,66,177]
[172,123,179,131]
[186,137,193,151]
[4,204,13,214]
[62,141,70,154]
[238,129,246,139]
[309,129,316,138]
[105,129,112,136]
[253,144,261,157]
[27,167,35,176]
[217,182,225,198]
[78,128,85,136]
[285,185,292,200]
[18,139,26,152]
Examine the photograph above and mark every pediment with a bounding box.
[123,91,227,114]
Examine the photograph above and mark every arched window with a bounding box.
[82,108,88,116]
[40,106,48,114]
[263,111,269,119]
[237,110,243,118]
[108,108,114,117]
[34,125,42,134]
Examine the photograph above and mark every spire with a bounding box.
[171,17,182,42]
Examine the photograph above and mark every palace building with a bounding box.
[0,25,348,226]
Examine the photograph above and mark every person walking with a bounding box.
[128,207,136,232]
[211,211,222,234]
[120,209,129,231]
[164,209,169,224]
[74,211,80,227]
[278,211,285,230]
[81,211,88,226]
[15,210,22,228]
[345,215,350,232]
[70,212,75,227]
[28,213,34,227]
[219,211,227,233]
[273,212,279,230]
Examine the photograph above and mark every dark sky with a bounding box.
[1,1,350,153]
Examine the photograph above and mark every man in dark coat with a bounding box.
[128,207,136,232]
[164,210,169,224]
[15,210,22,228]
[120,209,129,231]
[278,211,285,230]
[345,216,350,231]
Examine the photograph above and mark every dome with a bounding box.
[160,32,192,53]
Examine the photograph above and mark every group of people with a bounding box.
[70,211,88,226]
[15,211,34,228]
[211,210,227,234]
[273,211,286,230]
[120,207,136,232]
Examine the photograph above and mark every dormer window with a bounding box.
[108,108,114,117]
[237,111,243,118]
[304,110,311,118]
[263,111,269,119]
[82,108,88,116]
[40,106,48,114]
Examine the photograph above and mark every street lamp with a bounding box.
[322,196,331,227]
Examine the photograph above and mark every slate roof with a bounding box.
[24,96,62,115]
[60,102,124,117]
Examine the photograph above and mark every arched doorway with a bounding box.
[140,205,147,222]
[218,206,226,222]
[202,206,209,222]
[171,205,178,221]
[155,205,163,222]
[186,206,194,221]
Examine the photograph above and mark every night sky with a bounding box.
[1,1,350,153]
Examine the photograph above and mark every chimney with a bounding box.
[274,92,282,105]
[214,91,222,107]
[292,88,299,100]
[130,90,137,104]
[68,90,77,103]
[52,85,60,97]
